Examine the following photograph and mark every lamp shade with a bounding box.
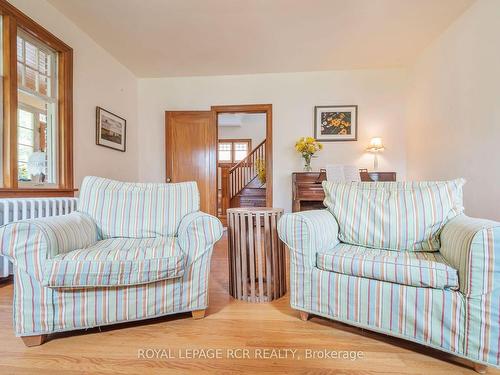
[366,137,385,152]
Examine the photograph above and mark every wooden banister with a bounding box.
[229,139,266,173]
[227,139,266,203]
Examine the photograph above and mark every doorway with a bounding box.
[164,104,272,220]
[212,104,273,223]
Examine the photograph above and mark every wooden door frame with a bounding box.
[211,104,273,208]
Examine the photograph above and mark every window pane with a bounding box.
[234,151,247,161]
[218,142,232,162]
[38,50,48,75]
[17,62,23,86]
[18,109,34,129]
[17,98,56,184]
[234,142,249,161]
[234,142,248,151]
[218,143,231,151]
[18,127,34,146]
[25,41,37,69]
[18,31,57,98]
[16,30,59,186]
[219,150,231,161]
[18,162,30,181]
[24,66,36,91]
[39,75,48,96]
[16,36,23,61]
[18,144,33,163]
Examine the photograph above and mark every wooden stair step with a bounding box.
[238,187,265,197]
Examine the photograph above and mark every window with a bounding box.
[0,2,74,197]
[218,142,232,162]
[218,139,251,164]
[17,30,57,185]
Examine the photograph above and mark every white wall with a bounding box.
[10,0,139,189]
[406,0,500,220]
[138,69,408,212]
[218,113,266,150]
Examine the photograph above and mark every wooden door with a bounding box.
[165,111,217,215]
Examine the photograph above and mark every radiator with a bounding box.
[0,197,78,277]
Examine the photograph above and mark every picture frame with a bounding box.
[96,106,126,152]
[314,105,358,142]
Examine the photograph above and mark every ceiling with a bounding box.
[47,0,474,78]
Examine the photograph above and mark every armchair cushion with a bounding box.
[78,176,200,239]
[322,179,465,252]
[317,243,459,290]
[43,237,184,288]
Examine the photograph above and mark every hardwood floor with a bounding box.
[0,232,496,374]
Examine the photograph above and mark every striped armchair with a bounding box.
[278,179,500,371]
[0,176,223,346]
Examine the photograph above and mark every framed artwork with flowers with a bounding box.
[314,105,358,142]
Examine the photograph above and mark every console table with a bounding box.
[292,169,396,212]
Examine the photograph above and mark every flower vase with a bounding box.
[303,154,312,172]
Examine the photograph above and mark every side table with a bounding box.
[227,207,286,303]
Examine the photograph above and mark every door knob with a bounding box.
[166,177,171,183]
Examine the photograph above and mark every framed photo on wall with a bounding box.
[314,105,358,142]
[96,107,126,152]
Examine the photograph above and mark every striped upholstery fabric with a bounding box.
[0,177,223,337]
[78,176,200,239]
[439,215,500,366]
[177,211,225,265]
[278,208,500,368]
[278,210,339,267]
[317,243,459,290]
[43,237,184,288]
[322,179,465,251]
[0,212,98,278]
[294,266,465,355]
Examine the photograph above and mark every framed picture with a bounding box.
[96,107,126,152]
[314,105,358,142]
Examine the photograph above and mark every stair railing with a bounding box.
[221,140,265,217]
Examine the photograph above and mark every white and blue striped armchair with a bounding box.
[0,176,223,346]
[278,179,500,371]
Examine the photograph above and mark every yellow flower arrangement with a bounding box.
[295,137,323,171]
[255,158,266,185]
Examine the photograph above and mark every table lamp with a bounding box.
[366,137,385,171]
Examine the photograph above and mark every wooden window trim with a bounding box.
[0,0,74,198]
[218,138,252,165]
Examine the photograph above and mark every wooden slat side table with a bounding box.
[227,207,286,303]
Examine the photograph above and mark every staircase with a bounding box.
[231,177,266,208]
[221,140,266,216]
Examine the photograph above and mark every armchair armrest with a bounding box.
[177,211,223,266]
[440,214,500,296]
[278,209,339,267]
[0,212,98,280]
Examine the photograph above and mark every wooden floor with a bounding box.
[0,232,497,374]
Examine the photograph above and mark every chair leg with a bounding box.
[191,309,206,320]
[21,334,47,347]
[299,311,309,321]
